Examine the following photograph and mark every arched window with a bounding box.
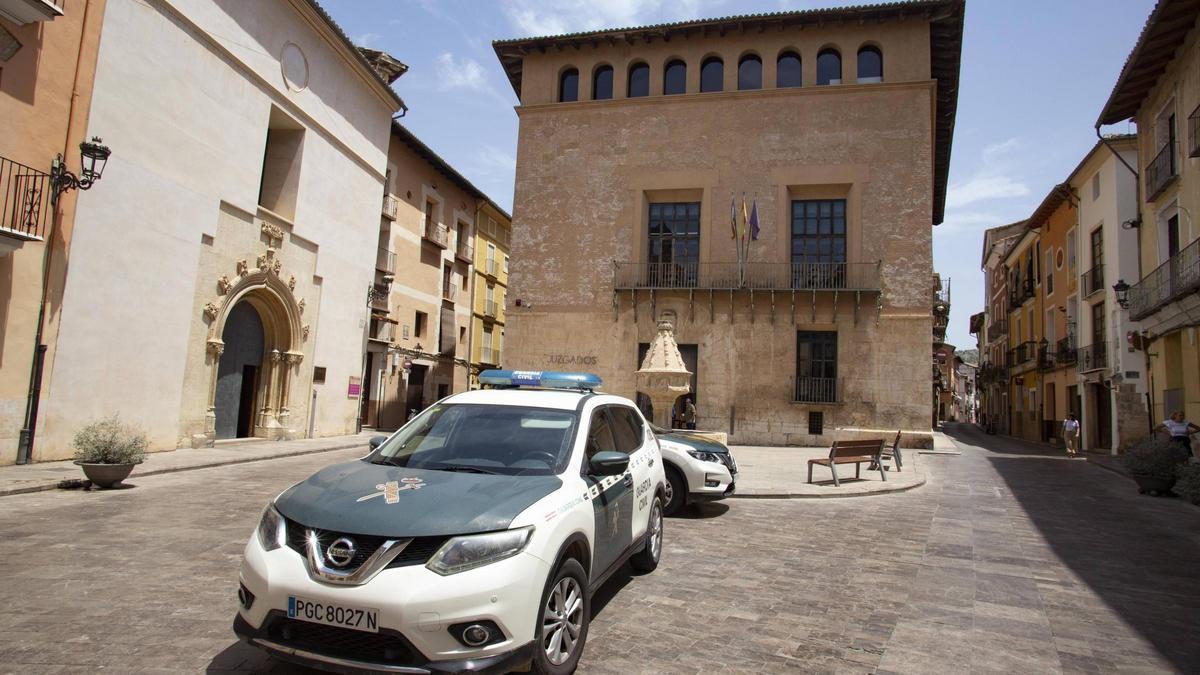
[857,45,882,83]
[816,49,841,86]
[700,57,723,92]
[663,59,686,95]
[559,68,579,102]
[738,54,762,90]
[593,65,614,100]
[627,62,649,97]
[776,50,801,87]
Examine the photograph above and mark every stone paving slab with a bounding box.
[729,444,925,497]
[0,432,377,497]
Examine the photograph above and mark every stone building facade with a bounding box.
[493,0,964,446]
[976,220,1025,436]
[5,0,404,463]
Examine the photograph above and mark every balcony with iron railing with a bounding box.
[1055,337,1077,367]
[987,318,1008,343]
[1081,263,1105,298]
[1129,236,1200,320]
[442,282,458,302]
[370,284,390,310]
[368,318,394,343]
[1010,340,1037,369]
[1078,341,1108,373]
[376,247,396,274]
[381,193,398,220]
[423,221,449,248]
[793,376,841,404]
[1146,141,1178,202]
[455,240,474,264]
[485,257,498,278]
[480,347,500,366]
[1,156,53,246]
[613,261,881,291]
[1008,278,1035,307]
[484,299,498,318]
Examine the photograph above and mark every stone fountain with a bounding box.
[636,319,692,429]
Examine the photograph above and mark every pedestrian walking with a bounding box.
[684,398,697,430]
[1154,410,1199,458]
[1062,413,1080,457]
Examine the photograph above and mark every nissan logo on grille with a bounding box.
[325,537,356,567]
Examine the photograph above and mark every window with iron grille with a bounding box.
[647,202,700,285]
[796,331,838,403]
[791,200,847,263]
[808,411,824,435]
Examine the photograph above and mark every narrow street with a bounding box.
[0,425,1197,673]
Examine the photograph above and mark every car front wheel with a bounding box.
[664,466,686,515]
[532,558,589,674]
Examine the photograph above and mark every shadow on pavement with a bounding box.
[670,502,729,519]
[942,422,1065,457]
[953,423,1200,671]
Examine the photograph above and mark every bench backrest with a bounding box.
[829,439,883,459]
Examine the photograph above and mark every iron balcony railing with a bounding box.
[1078,341,1108,373]
[614,261,881,291]
[1146,141,1178,201]
[1129,236,1200,320]
[376,247,395,274]
[442,283,458,302]
[987,318,1008,343]
[370,284,390,310]
[1056,337,1077,367]
[484,299,497,318]
[368,319,394,342]
[793,376,840,404]
[423,221,448,248]
[1,156,53,242]
[480,348,500,366]
[1190,105,1200,158]
[1081,263,1105,298]
[456,241,474,263]
[933,275,951,305]
[1037,344,1055,371]
[1008,278,1035,307]
[485,257,498,277]
[1010,340,1037,367]
[382,193,398,220]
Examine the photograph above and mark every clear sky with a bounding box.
[325,0,1155,352]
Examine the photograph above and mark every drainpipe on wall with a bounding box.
[17,0,97,464]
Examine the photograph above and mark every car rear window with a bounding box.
[370,404,579,476]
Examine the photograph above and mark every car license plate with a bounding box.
[288,596,379,633]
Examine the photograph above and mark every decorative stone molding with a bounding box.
[298,297,305,314]
[217,275,232,295]
[288,275,296,291]
[237,259,249,277]
[203,302,220,321]
[261,221,285,242]
[302,324,311,340]
[206,338,225,356]
[257,248,282,276]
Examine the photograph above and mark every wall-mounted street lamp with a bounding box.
[50,136,111,205]
[1113,279,1131,309]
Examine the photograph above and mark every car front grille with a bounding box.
[284,518,449,572]
[265,612,421,666]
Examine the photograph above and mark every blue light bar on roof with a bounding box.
[479,369,602,391]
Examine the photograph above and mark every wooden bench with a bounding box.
[807,439,886,486]
[871,430,904,473]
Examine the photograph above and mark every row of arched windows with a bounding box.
[558,45,883,102]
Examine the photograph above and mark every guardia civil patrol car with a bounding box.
[650,424,738,515]
[234,370,667,674]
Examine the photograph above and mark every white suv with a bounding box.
[234,370,666,674]
[651,424,738,514]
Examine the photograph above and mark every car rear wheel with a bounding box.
[663,465,686,515]
[630,496,663,573]
[532,558,589,674]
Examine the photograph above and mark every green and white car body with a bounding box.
[652,425,738,515]
[234,371,666,674]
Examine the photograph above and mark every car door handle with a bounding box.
[623,474,634,487]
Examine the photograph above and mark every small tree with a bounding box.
[1119,437,1189,479]
[73,415,148,465]
[1175,462,1200,505]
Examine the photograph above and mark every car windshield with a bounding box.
[369,404,579,476]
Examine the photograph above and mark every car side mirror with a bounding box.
[368,435,388,451]
[588,451,629,476]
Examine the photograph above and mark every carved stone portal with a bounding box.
[635,319,692,429]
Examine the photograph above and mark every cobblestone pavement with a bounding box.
[1,423,1198,673]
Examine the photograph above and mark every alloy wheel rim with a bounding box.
[663,478,674,504]
[542,576,583,665]
[649,502,663,561]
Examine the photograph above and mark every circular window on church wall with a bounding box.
[281,42,309,92]
[1055,248,1064,270]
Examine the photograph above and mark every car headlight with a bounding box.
[687,449,724,464]
[256,503,286,551]
[427,526,534,576]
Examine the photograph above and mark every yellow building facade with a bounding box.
[1005,228,1043,442]
[469,203,512,385]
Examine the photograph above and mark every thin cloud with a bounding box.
[433,52,512,106]
[353,32,382,47]
[502,0,722,37]
[946,137,1031,210]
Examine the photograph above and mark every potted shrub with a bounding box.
[73,416,148,488]
[1175,461,1200,505]
[1119,438,1189,496]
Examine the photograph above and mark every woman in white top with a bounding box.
[1062,414,1081,457]
[1154,411,1200,457]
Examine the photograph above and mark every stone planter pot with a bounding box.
[74,461,141,489]
[1131,473,1175,496]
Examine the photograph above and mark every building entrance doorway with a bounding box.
[1090,383,1112,450]
[405,364,428,419]
[215,302,265,439]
